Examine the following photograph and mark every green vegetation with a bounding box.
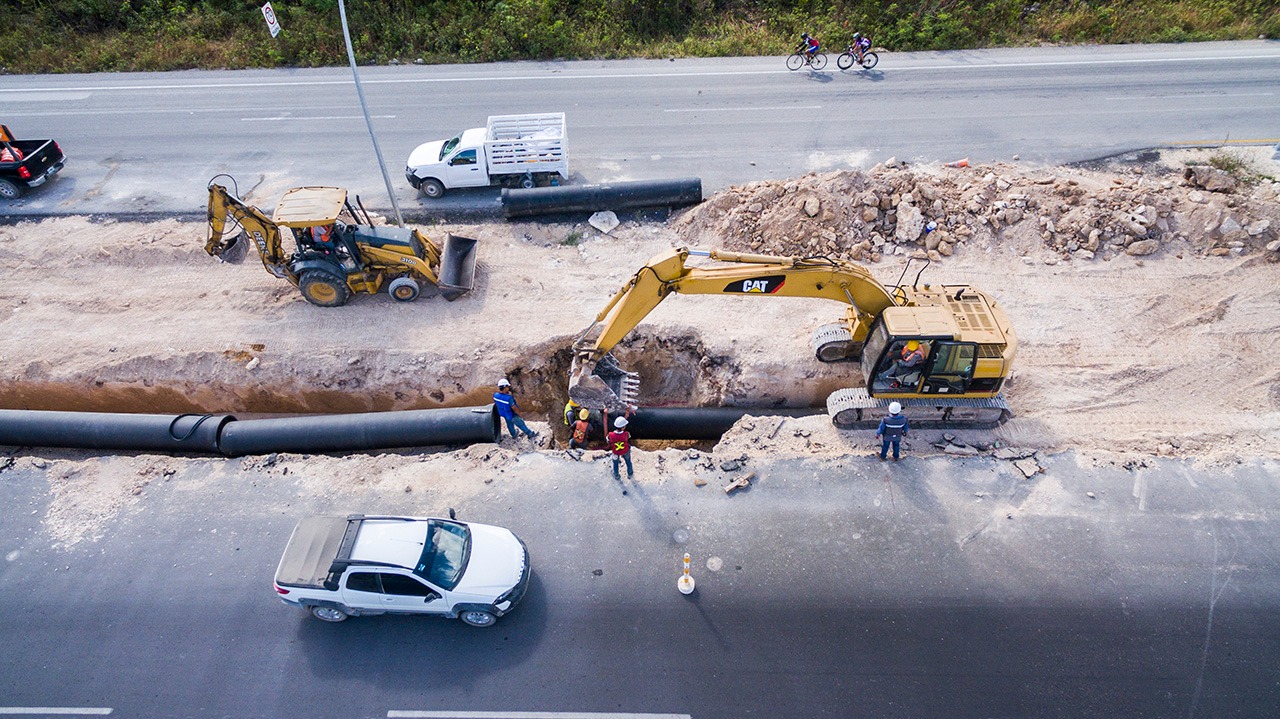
[0,1,1276,73]
[1201,149,1276,183]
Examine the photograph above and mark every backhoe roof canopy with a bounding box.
[272,186,348,228]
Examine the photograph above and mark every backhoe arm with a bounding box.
[568,247,898,410]
[205,181,291,279]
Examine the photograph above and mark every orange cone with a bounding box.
[944,157,970,168]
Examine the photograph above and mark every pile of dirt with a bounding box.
[672,149,1280,265]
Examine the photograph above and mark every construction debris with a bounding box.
[724,472,754,494]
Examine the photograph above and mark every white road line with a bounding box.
[0,53,1277,94]
[1103,92,1274,100]
[0,709,112,716]
[387,712,690,719]
[241,115,396,121]
[664,105,819,112]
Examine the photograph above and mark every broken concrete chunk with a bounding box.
[719,459,743,472]
[1013,458,1042,478]
[993,447,1036,460]
[588,211,620,234]
[944,444,980,456]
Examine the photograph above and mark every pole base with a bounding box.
[678,575,696,595]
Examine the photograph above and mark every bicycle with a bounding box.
[837,44,879,70]
[786,49,828,71]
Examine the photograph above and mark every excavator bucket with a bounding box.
[567,352,640,413]
[213,230,250,264]
[436,233,478,301]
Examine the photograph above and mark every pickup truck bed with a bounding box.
[0,125,66,199]
[274,515,352,589]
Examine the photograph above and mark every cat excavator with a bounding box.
[568,247,1018,428]
[205,176,477,307]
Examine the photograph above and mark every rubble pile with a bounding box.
[673,159,1280,264]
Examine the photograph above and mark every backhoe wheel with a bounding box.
[299,271,350,307]
[388,276,421,303]
[0,179,22,200]
[419,178,445,199]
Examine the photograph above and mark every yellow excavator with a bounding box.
[205,176,477,306]
[568,247,1018,428]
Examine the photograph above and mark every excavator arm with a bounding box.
[206,181,293,281]
[569,247,899,410]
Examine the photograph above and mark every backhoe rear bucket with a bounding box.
[213,230,250,264]
[437,233,478,301]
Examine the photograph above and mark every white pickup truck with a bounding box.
[405,113,568,198]
[273,514,530,627]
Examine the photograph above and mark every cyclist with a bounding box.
[851,32,872,60]
[797,32,820,59]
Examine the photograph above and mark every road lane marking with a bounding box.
[1167,137,1280,145]
[664,105,819,112]
[1103,92,1274,100]
[388,713,691,719]
[0,710,112,716]
[241,115,396,121]
[1,53,1277,95]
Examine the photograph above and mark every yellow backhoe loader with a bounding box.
[568,247,1018,428]
[205,176,477,307]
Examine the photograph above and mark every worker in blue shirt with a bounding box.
[876,402,909,461]
[493,378,537,440]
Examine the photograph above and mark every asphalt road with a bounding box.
[2,449,1278,718]
[1,41,1278,220]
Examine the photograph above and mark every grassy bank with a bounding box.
[1,1,1277,74]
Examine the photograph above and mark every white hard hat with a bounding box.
[889,402,902,414]
[614,416,629,428]
[497,378,510,387]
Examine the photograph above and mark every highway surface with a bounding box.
[1,450,1278,718]
[0,41,1278,219]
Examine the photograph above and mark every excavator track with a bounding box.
[810,322,860,363]
[826,388,1011,430]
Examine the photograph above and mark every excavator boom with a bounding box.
[205,181,292,280]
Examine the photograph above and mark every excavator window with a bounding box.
[921,342,977,394]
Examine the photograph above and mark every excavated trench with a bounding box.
[0,328,845,442]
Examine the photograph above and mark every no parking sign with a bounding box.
[261,2,282,37]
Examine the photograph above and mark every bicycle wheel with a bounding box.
[861,52,879,69]
[786,53,805,71]
[810,53,827,70]
[837,52,855,70]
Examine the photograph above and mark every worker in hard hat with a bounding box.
[876,401,910,462]
[877,339,926,386]
[606,415,634,481]
[570,408,592,449]
[563,398,580,427]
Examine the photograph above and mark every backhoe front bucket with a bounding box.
[213,230,250,264]
[437,233,478,301]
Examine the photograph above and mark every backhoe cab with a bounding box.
[205,177,477,307]
[569,247,1017,429]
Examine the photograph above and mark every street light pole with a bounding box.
[337,0,405,228]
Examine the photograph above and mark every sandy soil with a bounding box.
[2,148,1279,544]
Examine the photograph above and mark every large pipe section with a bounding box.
[0,410,234,453]
[501,178,702,219]
[217,406,499,457]
[628,407,821,441]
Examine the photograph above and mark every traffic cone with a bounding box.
[944,157,970,168]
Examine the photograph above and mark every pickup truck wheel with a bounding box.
[458,609,497,627]
[299,270,350,307]
[310,605,350,622]
[0,179,22,200]
[419,178,445,199]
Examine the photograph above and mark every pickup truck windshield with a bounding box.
[414,520,470,589]
[439,135,462,161]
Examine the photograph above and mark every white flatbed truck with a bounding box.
[405,113,568,198]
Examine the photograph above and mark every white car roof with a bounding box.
[350,518,434,569]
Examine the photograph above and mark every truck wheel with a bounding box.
[310,605,349,622]
[419,178,445,199]
[299,271,351,307]
[388,276,421,302]
[0,179,22,200]
[519,175,535,189]
[458,609,497,627]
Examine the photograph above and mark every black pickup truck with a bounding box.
[0,124,65,199]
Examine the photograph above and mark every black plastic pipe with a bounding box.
[628,407,821,441]
[217,406,500,457]
[0,410,234,453]
[501,178,702,219]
